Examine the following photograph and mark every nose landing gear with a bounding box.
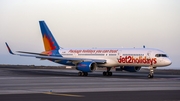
[148,67,156,78]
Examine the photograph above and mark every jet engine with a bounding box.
[116,66,141,72]
[76,61,97,72]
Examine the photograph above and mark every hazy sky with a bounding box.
[0,0,180,69]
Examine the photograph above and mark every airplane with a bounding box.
[5,21,172,78]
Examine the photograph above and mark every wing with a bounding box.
[5,42,106,64]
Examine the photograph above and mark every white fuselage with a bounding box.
[59,48,172,67]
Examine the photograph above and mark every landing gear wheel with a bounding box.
[148,67,156,78]
[108,72,112,76]
[148,74,154,78]
[103,71,112,76]
[78,72,88,76]
[103,72,106,76]
[78,72,83,76]
[83,72,88,76]
[103,67,113,76]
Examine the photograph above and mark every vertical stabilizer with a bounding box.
[39,21,60,51]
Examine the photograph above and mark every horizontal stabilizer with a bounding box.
[17,51,48,56]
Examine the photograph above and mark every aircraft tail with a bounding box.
[39,21,60,51]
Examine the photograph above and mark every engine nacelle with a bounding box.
[76,61,97,72]
[116,66,141,72]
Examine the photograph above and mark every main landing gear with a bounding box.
[148,67,156,78]
[103,67,112,76]
[78,72,88,76]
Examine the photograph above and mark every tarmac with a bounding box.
[0,65,180,101]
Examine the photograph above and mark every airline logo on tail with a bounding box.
[43,35,56,51]
[39,21,59,51]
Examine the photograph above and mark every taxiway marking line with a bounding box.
[43,92,84,97]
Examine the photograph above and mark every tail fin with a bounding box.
[39,21,60,51]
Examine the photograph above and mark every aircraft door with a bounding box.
[117,50,122,64]
[147,51,151,59]
[73,53,78,58]
[117,50,121,59]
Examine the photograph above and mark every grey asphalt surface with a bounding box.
[0,66,180,101]
[0,90,180,101]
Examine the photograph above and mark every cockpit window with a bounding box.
[161,54,167,57]
[155,54,167,57]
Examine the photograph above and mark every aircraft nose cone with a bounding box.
[164,58,172,66]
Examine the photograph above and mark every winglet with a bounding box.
[5,42,14,54]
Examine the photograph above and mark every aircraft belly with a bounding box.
[119,63,150,67]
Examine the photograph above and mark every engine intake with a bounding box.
[76,61,97,72]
